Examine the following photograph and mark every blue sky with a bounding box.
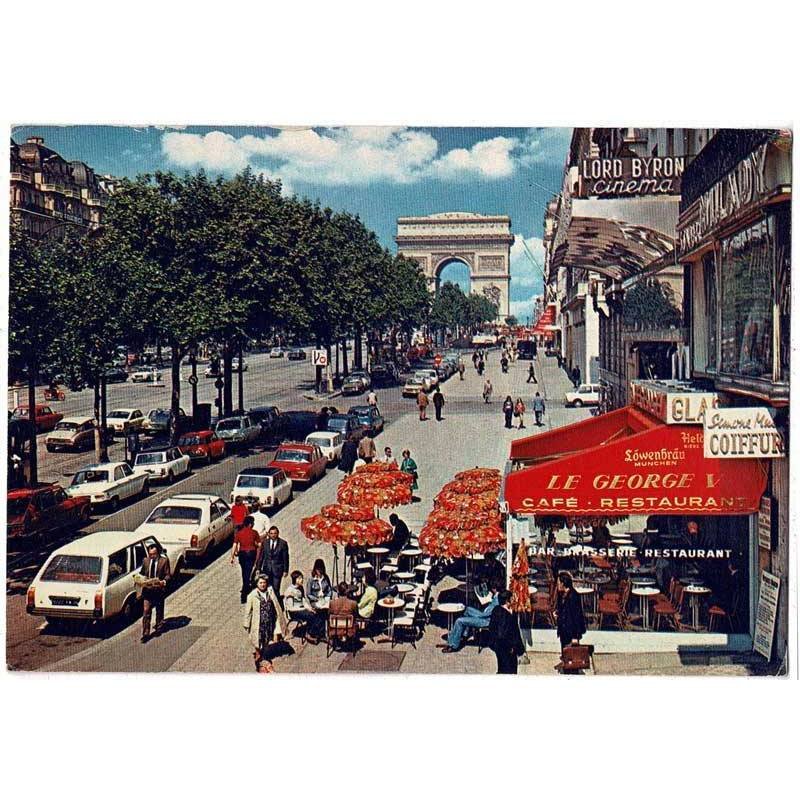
[12,125,571,320]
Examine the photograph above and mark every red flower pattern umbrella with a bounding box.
[434,489,498,513]
[337,468,414,509]
[301,514,393,548]
[509,538,531,613]
[320,503,374,522]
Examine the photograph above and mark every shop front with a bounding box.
[501,381,778,654]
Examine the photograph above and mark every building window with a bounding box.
[719,217,774,378]
[775,206,791,382]
[702,252,717,372]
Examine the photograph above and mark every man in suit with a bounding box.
[488,589,525,674]
[140,543,171,643]
[257,525,289,601]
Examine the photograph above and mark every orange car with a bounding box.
[268,443,327,486]
[177,429,226,465]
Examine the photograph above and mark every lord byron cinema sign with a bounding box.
[579,155,685,198]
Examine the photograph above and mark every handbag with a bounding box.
[561,643,593,672]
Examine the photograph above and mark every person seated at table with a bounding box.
[357,571,379,620]
[442,589,499,653]
[330,582,359,618]
[554,571,586,666]
[389,513,411,550]
[306,558,333,604]
[475,551,505,595]
[284,570,326,644]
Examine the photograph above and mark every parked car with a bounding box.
[7,484,90,544]
[26,530,183,626]
[417,368,439,388]
[142,407,191,436]
[214,415,261,448]
[247,406,287,443]
[282,410,320,441]
[177,430,226,464]
[232,357,248,372]
[46,416,103,452]
[66,461,149,510]
[106,408,146,436]
[104,366,129,383]
[132,446,191,484]
[11,404,63,434]
[269,347,285,358]
[230,467,293,509]
[268,443,327,487]
[304,431,343,464]
[564,383,601,408]
[129,366,162,383]
[341,370,371,396]
[326,413,365,443]
[348,405,385,436]
[287,348,307,361]
[369,362,399,387]
[136,494,234,560]
[402,372,432,398]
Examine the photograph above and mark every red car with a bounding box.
[177,429,226,465]
[11,404,64,433]
[7,484,91,543]
[268,443,327,486]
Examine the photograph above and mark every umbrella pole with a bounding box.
[332,544,340,585]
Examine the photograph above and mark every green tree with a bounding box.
[622,279,682,329]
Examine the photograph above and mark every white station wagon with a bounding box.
[132,447,191,484]
[305,431,343,463]
[564,383,601,408]
[26,530,182,626]
[65,461,149,511]
[106,408,146,436]
[136,494,234,560]
[230,467,293,509]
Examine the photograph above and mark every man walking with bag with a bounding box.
[488,590,525,674]
[139,543,171,643]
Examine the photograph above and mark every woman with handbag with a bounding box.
[514,397,526,429]
[243,573,285,670]
[400,449,419,493]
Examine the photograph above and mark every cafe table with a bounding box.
[367,546,390,574]
[393,571,416,583]
[400,547,422,567]
[436,602,466,631]
[631,586,660,629]
[629,576,657,587]
[683,584,712,630]
[377,596,405,642]
[575,584,596,614]
[394,583,416,596]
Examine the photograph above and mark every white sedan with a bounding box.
[129,367,163,383]
[132,446,191,484]
[106,408,146,436]
[136,494,234,560]
[65,461,149,511]
[305,431,343,463]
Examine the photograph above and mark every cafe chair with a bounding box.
[598,581,631,630]
[531,582,556,627]
[392,599,427,648]
[326,613,356,658]
[707,602,733,632]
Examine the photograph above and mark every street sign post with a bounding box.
[312,349,328,367]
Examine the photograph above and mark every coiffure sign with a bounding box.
[580,156,685,198]
[703,407,786,459]
[630,381,719,425]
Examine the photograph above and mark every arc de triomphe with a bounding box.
[395,212,513,321]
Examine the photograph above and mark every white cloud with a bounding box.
[159,127,561,186]
[510,234,545,291]
[517,127,573,167]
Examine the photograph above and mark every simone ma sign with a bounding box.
[580,156,685,197]
[703,407,786,459]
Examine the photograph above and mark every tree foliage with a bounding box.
[622,278,682,329]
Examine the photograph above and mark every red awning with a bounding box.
[505,406,767,516]
[532,304,556,335]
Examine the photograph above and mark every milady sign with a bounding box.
[630,381,718,425]
[703,407,786,459]
[580,156,685,198]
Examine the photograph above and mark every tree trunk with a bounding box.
[342,337,349,376]
[93,376,102,464]
[354,327,363,369]
[170,346,182,444]
[222,342,233,417]
[335,341,340,379]
[314,335,322,393]
[237,340,244,413]
[100,373,108,462]
[27,356,38,487]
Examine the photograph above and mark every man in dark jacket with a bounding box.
[555,571,587,658]
[339,438,358,473]
[257,525,290,600]
[432,388,445,421]
[139,543,171,643]
[488,590,525,674]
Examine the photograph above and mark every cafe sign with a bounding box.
[703,407,786,459]
[580,156,685,198]
[630,381,719,425]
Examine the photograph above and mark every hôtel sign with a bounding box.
[630,381,719,425]
[580,156,685,198]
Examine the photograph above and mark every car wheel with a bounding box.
[574,400,583,407]
[121,597,139,624]
[167,470,175,485]
[205,453,212,466]
[139,479,149,499]
[108,496,120,513]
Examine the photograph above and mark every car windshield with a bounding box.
[146,506,202,525]
[136,453,166,465]
[54,422,80,432]
[41,555,102,584]
[178,435,201,446]
[350,407,369,416]
[216,419,242,431]
[7,497,30,516]
[327,419,347,431]
[236,475,271,489]
[107,411,130,419]
[72,469,110,485]
[308,435,331,446]
[12,408,30,417]
[276,449,310,463]
[412,373,427,382]
[149,410,167,420]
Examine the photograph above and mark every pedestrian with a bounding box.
[532,392,546,426]
[572,366,581,388]
[500,354,509,373]
[526,363,537,384]
[257,525,290,601]
[316,406,330,432]
[243,573,284,670]
[358,434,376,463]
[488,589,525,674]
[231,496,248,528]
[126,429,140,466]
[339,437,358,473]
[417,388,429,421]
[432,387,445,421]
[380,445,396,464]
[483,379,493,404]
[249,501,272,541]
[366,389,378,408]
[514,397,526,429]
[139,543,171,643]
[458,362,465,380]
[502,395,514,429]
[554,571,587,670]
[230,515,260,603]
[400,449,419,494]
[472,351,479,369]
[477,357,485,375]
